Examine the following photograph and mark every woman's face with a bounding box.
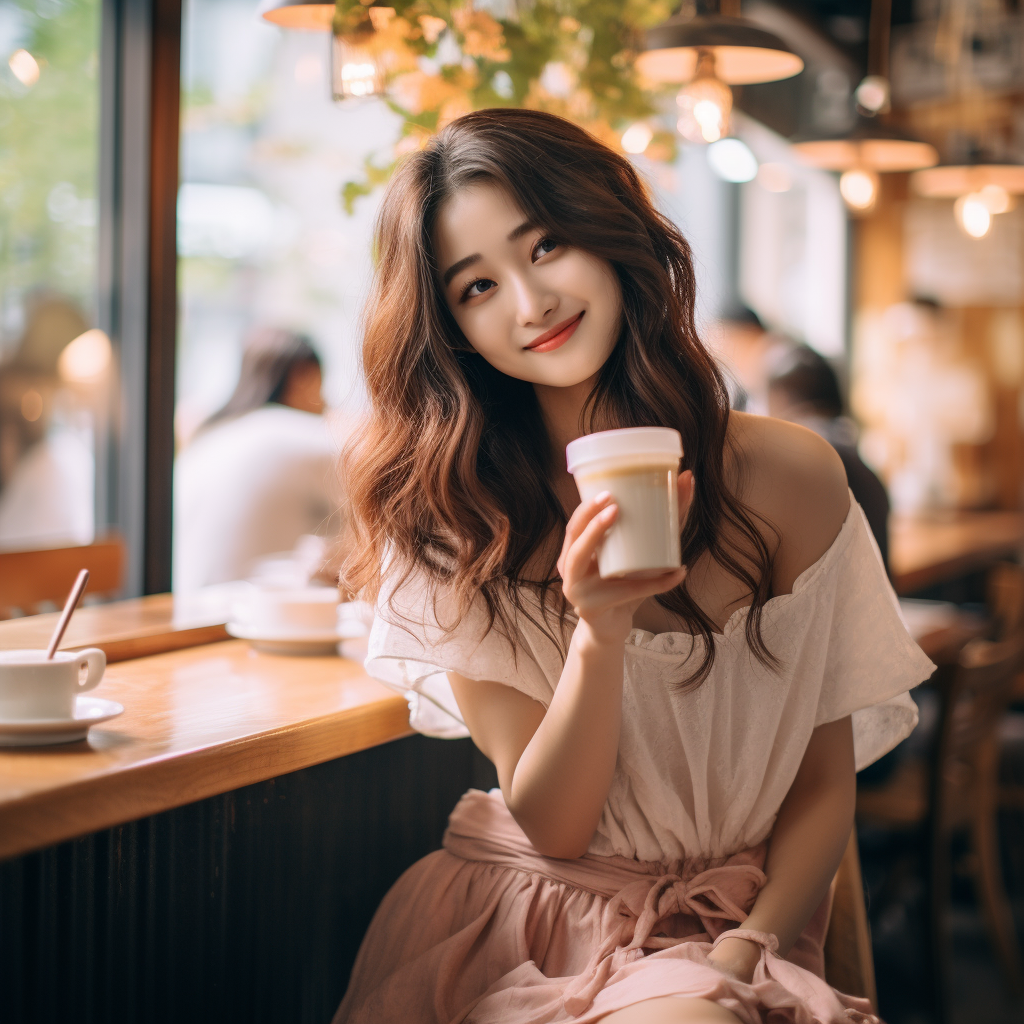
[433,183,622,388]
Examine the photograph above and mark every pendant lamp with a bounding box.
[790,0,936,212]
[261,0,392,101]
[636,0,804,85]
[259,0,334,31]
[911,163,1024,239]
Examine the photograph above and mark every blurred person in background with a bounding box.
[712,306,776,414]
[0,294,98,550]
[172,327,340,596]
[768,344,890,574]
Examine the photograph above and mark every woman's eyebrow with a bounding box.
[441,222,536,286]
[507,220,535,242]
[442,253,481,286]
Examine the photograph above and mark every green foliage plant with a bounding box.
[335,0,678,212]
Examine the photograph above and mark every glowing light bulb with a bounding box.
[839,168,878,212]
[676,51,732,145]
[8,48,39,87]
[58,329,112,383]
[854,75,889,116]
[955,192,992,238]
[621,123,654,155]
[331,36,384,100]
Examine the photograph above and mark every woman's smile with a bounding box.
[525,312,584,353]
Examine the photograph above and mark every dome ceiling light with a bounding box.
[636,0,804,86]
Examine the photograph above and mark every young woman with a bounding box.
[334,109,933,1024]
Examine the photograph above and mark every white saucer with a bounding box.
[0,696,125,747]
[226,622,362,655]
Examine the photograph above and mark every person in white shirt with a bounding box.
[172,328,340,596]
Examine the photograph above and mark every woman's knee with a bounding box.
[599,996,742,1023]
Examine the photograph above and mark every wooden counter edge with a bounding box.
[0,694,414,862]
[73,623,232,663]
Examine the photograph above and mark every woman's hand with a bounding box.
[557,471,694,649]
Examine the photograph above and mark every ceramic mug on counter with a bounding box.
[0,648,107,721]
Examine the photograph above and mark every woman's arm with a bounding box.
[450,475,693,859]
[707,417,856,978]
[450,620,632,859]
[708,715,856,980]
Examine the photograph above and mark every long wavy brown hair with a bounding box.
[341,108,777,685]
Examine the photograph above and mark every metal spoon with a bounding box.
[46,569,90,659]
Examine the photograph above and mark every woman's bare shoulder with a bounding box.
[727,412,851,591]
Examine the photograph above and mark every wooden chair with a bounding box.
[824,829,878,1010]
[0,536,125,619]
[857,631,1024,1023]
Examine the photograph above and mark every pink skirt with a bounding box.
[334,789,879,1024]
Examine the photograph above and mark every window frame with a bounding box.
[98,0,181,595]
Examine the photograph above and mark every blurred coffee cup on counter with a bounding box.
[234,584,340,636]
[0,648,106,721]
[566,427,682,579]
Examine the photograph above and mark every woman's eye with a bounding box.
[463,278,495,300]
[533,238,558,260]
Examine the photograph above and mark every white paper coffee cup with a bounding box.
[566,427,683,579]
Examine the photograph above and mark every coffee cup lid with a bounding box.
[566,427,683,474]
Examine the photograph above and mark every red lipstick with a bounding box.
[525,312,584,353]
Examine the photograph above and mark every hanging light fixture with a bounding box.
[911,164,1023,240]
[676,50,733,143]
[638,1,801,148]
[899,0,1024,240]
[259,0,334,31]
[793,120,937,175]
[636,0,803,86]
[790,0,937,211]
[261,0,392,101]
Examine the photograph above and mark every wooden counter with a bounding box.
[0,640,411,860]
[0,592,230,662]
[890,510,1024,595]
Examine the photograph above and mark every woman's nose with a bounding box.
[512,276,557,328]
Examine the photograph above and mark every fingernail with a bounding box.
[601,506,616,520]
[594,491,612,504]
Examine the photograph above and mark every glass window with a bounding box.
[0,0,107,553]
[174,0,394,594]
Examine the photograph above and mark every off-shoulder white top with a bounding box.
[365,495,935,863]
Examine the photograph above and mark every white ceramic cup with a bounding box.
[237,585,340,634]
[566,427,683,579]
[0,648,106,721]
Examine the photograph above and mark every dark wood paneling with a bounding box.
[0,735,497,1024]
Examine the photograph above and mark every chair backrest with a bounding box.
[934,632,1024,822]
[824,828,878,1010]
[987,562,1024,642]
[0,536,126,619]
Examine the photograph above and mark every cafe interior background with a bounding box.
[2,0,1024,1021]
